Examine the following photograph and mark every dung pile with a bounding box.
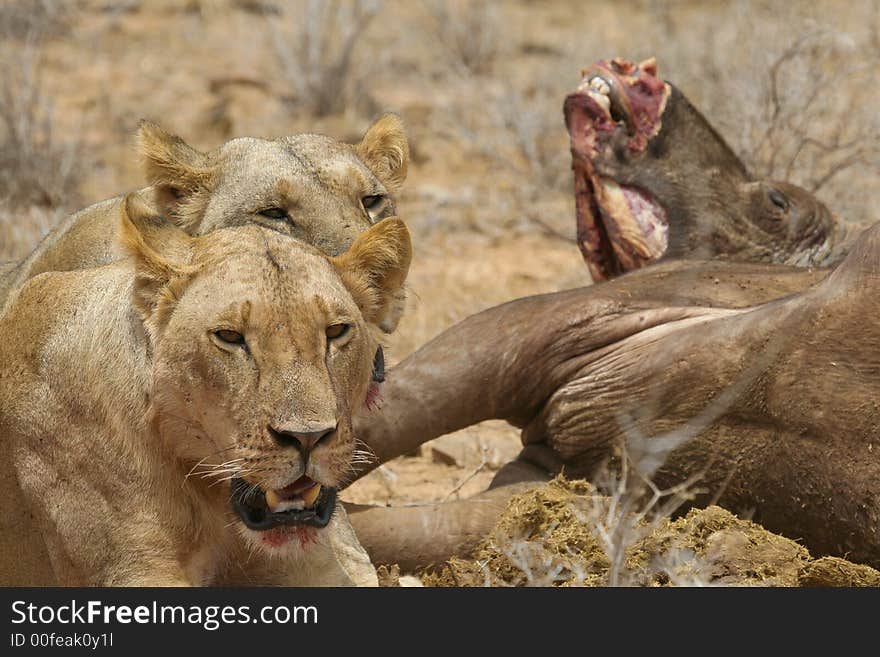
[421,478,880,587]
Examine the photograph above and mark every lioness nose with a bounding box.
[269,424,337,454]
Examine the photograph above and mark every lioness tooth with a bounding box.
[275,498,305,512]
[301,484,321,508]
[265,488,282,512]
[266,488,306,513]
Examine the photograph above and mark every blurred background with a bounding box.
[1,0,878,503]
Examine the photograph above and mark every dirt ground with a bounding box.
[1,1,878,581]
[415,478,880,587]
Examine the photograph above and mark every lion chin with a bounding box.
[237,524,321,555]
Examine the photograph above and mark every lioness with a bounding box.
[0,195,411,586]
[0,114,409,332]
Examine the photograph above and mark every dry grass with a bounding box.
[429,76,572,240]
[422,0,501,75]
[0,0,73,36]
[269,0,383,118]
[0,0,82,260]
[0,2,81,210]
[642,0,880,230]
[738,31,876,188]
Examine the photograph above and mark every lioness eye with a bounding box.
[325,323,350,340]
[768,190,789,211]
[362,195,385,211]
[259,207,291,221]
[214,329,245,346]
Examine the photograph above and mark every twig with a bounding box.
[442,444,488,502]
[528,215,576,244]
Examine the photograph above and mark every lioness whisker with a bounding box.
[184,455,213,481]
[209,470,259,488]
[198,465,247,479]
[183,452,243,481]
[351,448,377,463]
[188,467,245,483]
[353,438,378,460]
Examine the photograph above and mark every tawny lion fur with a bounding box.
[0,114,410,331]
[0,195,412,586]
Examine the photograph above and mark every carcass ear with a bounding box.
[333,217,412,331]
[136,120,216,231]
[356,113,409,193]
[118,192,193,334]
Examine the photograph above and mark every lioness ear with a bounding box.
[355,113,409,193]
[118,193,193,329]
[333,217,412,331]
[136,120,216,231]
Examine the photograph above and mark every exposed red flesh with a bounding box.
[603,57,667,152]
[573,159,621,281]
[565,57,671,280]
[564,90,617,161]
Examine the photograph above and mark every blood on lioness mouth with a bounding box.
[262,525,318,549]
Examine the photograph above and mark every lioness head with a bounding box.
[120,194,411,551]
[137,114,408,258]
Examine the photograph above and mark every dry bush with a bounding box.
[573,444,703,586]
[0,1,81,260]
[421,426,711,586]
[493,86,570,197]
[0,204,66,262]
[422,0,501,75]
[232,0,280,15]
[424,473,717,587]
[738,31,879,197]
[0,0,73,37]
[430,77,572,239]
[472,430,706,587]
[643,1,880,229]
[270,0,382,117]
[0,36,81,209]
[0,0,80,208]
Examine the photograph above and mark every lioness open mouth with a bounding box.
[231,475,337,530]
[564,58,671,282]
